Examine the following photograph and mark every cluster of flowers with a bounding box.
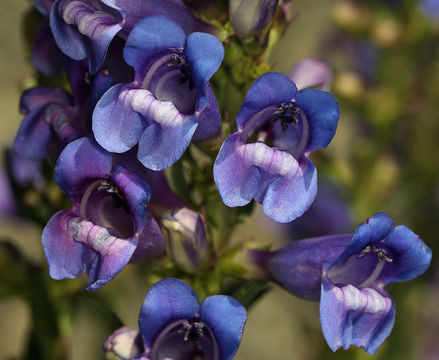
[12,0,432,359]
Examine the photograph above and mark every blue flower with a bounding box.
[213,72,339,223]
[105,278,247,360]
[14,62,114,161]
[50,0,214,74]
[42,137,164,290]
[247,212,432,353]
[92,15,224,171]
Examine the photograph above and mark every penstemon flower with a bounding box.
[104,278,247,360]
[93,15,224,171]
[42,137,163,290]
[245,212,432,353]
[214,71,339,223]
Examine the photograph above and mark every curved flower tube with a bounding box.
[104,278,247,360]
[246,212,432,354]
[213,72,339,223]
[50,0,214,74]
[13,62,114,161]
[42,137,164,290]
[93,15,224,171]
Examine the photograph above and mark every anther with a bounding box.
[271,102,301,132]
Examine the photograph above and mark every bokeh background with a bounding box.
[0,0,438,359]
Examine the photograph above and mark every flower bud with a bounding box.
[229,0,279,38]
[161,208,208,274]
[102,327,144,360]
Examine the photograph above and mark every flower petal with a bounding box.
[67,217,138,290]
[135,94,198,171]
[294,88,340,153]
[236,72,297,130]
[111,166,151,231]
[51,0,125,74]
[213,133,263,207]
[123,15,186,80]
[93,84,145,153]
[199,295,247,360]
[192,84,221,140]
[54,137,113,202]
[14,107,52,161]
[138,278,200,350]
[262,155,317,223]
[320,278,395,355]
[380,225,432,284]
[185,32,224,109]
[20,87,70,114]
[42,210,85,279]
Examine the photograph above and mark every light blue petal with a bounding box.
[92,84,144,153]
[262,155,317,223]
[124,15,186,79]
[236,72,297,130]
[138,278,200,349]
[185,32,224,109]
[199,295,247,360]
[294,88,339,153]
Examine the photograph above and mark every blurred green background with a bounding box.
[0,0,438,359]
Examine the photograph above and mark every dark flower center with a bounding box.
[79,179,135,239]
[242,101,309,159]
[141,51,197,115]
[327,242,393,289]
[151,319,220,360]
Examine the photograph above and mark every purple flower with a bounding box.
[248,212,432,353]
[42,137,163,290]
[133,278,247,360]
[93,15,224,171]
[213,72,339,223]
[229,0,279,38]
[50,0,213,74]
[14,62,114,161]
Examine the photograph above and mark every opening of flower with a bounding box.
[79,178,135,239]
[168,54,195,90]
[150,319,220,360]
[271,102,301,132]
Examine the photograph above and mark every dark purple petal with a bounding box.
[130,213,164,263]
[90,69,115,111]
[54,137,113,202]
[111,166,151,232]
[123,15,186,80]
[380,225,432,285]
[262,155,317,223]
[236,72,297,130]
[32,20,64,76]
[14,107,52,161]
[289,57,332,91]
[42,210,85,279]
[138,278,199,349]
[185,32,224,109]
[294,88,340,153]
[199,295,247,360]
[320,278,395,355]
[93,84,145,153]
[0,168,18,217]
[20,87,70,114]
[192,84,221,140]
[262,235,351,300]
[6,150,45,188]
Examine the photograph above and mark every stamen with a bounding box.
[270,102,301,132]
